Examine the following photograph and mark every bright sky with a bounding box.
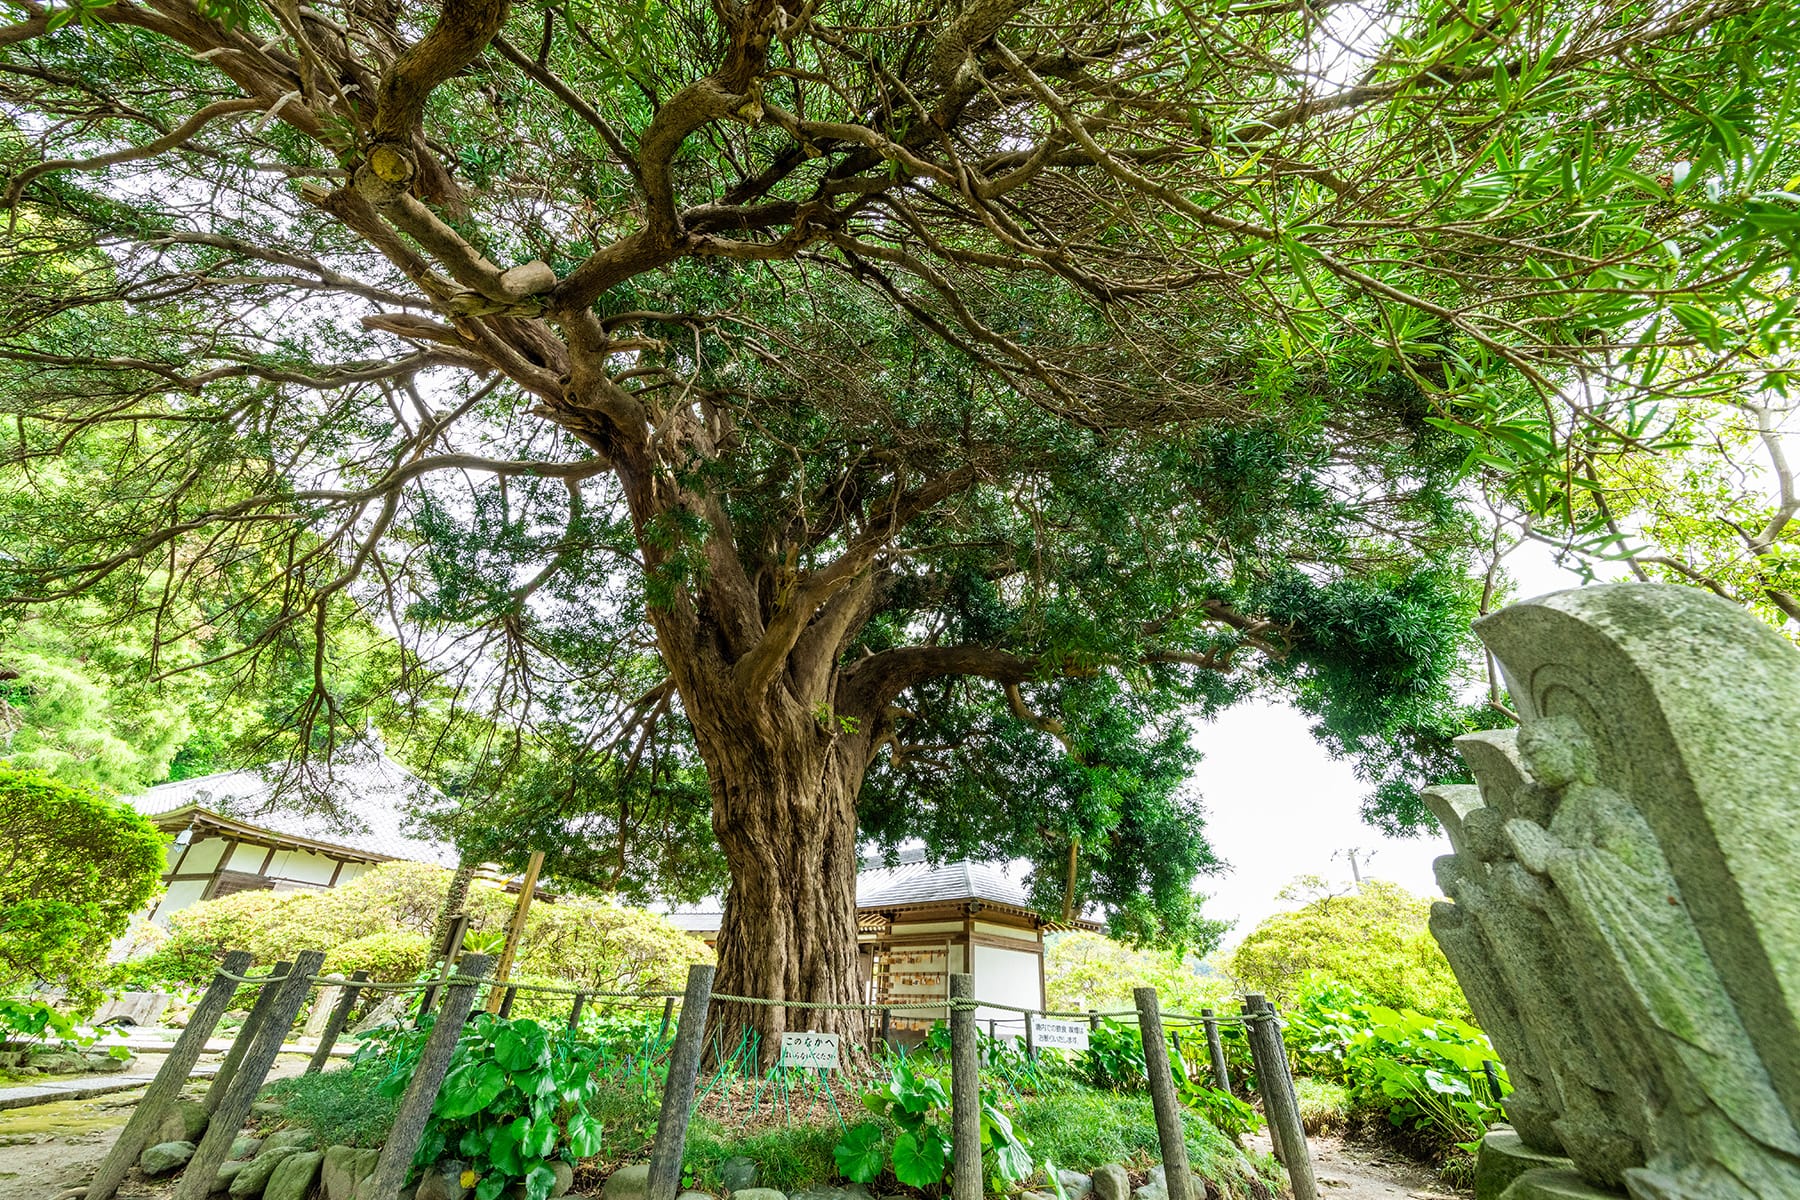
[1193,540,1611,945]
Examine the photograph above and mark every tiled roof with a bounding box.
[856,847,1037,911]
[130,739,458,868]
[661,848,1097,933]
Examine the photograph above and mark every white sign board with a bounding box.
[779,1031,841,1070]
[1030,1017,1091,1052]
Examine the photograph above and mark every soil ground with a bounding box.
[1245,1129,1468,1200]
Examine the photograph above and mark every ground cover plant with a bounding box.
[1283,983,1506,1181]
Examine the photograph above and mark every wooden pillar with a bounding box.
[949,973,981,1200]
[485,850,544,1014]
[647,964,715,1200]
[85,952,252,1200]
[1135,987,1194,1200]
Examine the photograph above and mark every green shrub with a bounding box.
[687,1122,851,1192]
[835,1056,1033,1191]
[1228,880,1472,1020]
[0,768,166,1001]
[1013,1092,1276,1197]
[325,930,434,982]
[1294,1077,1351,1137]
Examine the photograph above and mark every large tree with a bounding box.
[2,0,1796,1050]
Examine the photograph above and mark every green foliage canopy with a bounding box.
[1228,879,1472,1021]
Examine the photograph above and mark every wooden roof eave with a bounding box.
[150,804,401,867]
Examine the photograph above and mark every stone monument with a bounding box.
[1422,584,1800,1200]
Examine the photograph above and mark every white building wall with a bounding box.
[265,847,339,885]
[972,943,1042,1037]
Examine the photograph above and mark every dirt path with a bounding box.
[1247,1131,1466,1200]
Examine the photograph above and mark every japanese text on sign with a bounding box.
[779,1031,840,1070]
[1030,1017,1090,1052]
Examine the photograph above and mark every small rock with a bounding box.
[264,1150,324,1200]
[676,1193,711,1200]
[551,1162,575,1198]
[140,1140,197,1177]
[729,1191,785,1200]
[158,1100,211,1144]
[233,1146,301,1197]
[216,1160,253,1192]
[602,1165,650,1200]
[720,1158,759,1194]
[251,1101,286,1118]
[323,1146,383,1200]
[260,1129,319,1156]
[417,1159,471,1200]
[1093,1165,1131,1200]
[1022,1192,1057,1200]
[1058,1171,1095,1200]
[27,1048,89,1074]
[231,1136,264,1160]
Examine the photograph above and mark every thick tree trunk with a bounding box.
[698,721,870,1065]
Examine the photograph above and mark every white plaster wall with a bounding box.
[265,847,339,885]
[174,838,228,875]
[151,879,209,925]
[972,943,1041,1036]
[972,919,1036,942]
[226,842,269,871]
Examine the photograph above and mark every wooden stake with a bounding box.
[647,964,715,1200]
[203,959,290,1114]
[1246,995,1318,1200]
[1201,1008,1231,1093]
[485,850,544,1014]
[367,956,493,1200]
[305,970,368,1075]
[1136,987,1194,1200]
[949,974,981,1200]
[85,951,253,1200]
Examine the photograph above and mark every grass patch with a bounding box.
[263,1059,399,1148]
[684,1120,860,1191]
[1016,1091,1278,1198]
[1294,1076,1351,1137]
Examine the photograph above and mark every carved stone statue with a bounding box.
[1426,585,1800,1200]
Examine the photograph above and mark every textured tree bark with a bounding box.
[694,710,871,1063]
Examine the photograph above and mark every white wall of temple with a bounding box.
[971,943,1042,1035]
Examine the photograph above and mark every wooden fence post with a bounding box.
[1240,997,1286,1165]
[175,951,324,1200]
[1088,1010,1099,1030]
[568,993,586,1033]
[1024,1013,1037,1061]
[949,974,982,1200]
[1245,995,1317,1200]
[1135,987,1194,1200]
[879,1007,892,1052]
[498,987,517,1019]
[366,956,493,1200]
[202,959,291,1115]
[485,850,544,1014]
[417,912,468,1028]
[647,963,715,1200]
[305,970,368,1075]
[1200,1009,1231,1093]
[658,996,674,1044]
[1483,1059,1504,1101]
[85,951,254,1200]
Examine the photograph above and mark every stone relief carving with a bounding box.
[1425,585,1800,1199]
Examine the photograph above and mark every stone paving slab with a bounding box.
[0,1065,219,1112]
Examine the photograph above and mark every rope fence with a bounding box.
[87,950,1313,1200]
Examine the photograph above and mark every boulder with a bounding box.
[551,1162,575,1199]
[729,1191,785,1200]
[1134,1166,1209,1200]
[140,1141,197,1177]
[216,1159,253,1193]
[601,1165,649,1200]
[158,1100,211,1144]
[251,1101,286,1119]
[720,1157,759,1193]
[231,1136,266,1161]
[261,1129,320,1156]
[417,1159,472,1200]
[265,1151,325,1200]
[1093,1165,1131,1200]
[676,1193,711,1200]
[323,1146,383,1200]
[1058,1171,1095,1200]
[27,1048,89,1074]
[232,1147,301,1197]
